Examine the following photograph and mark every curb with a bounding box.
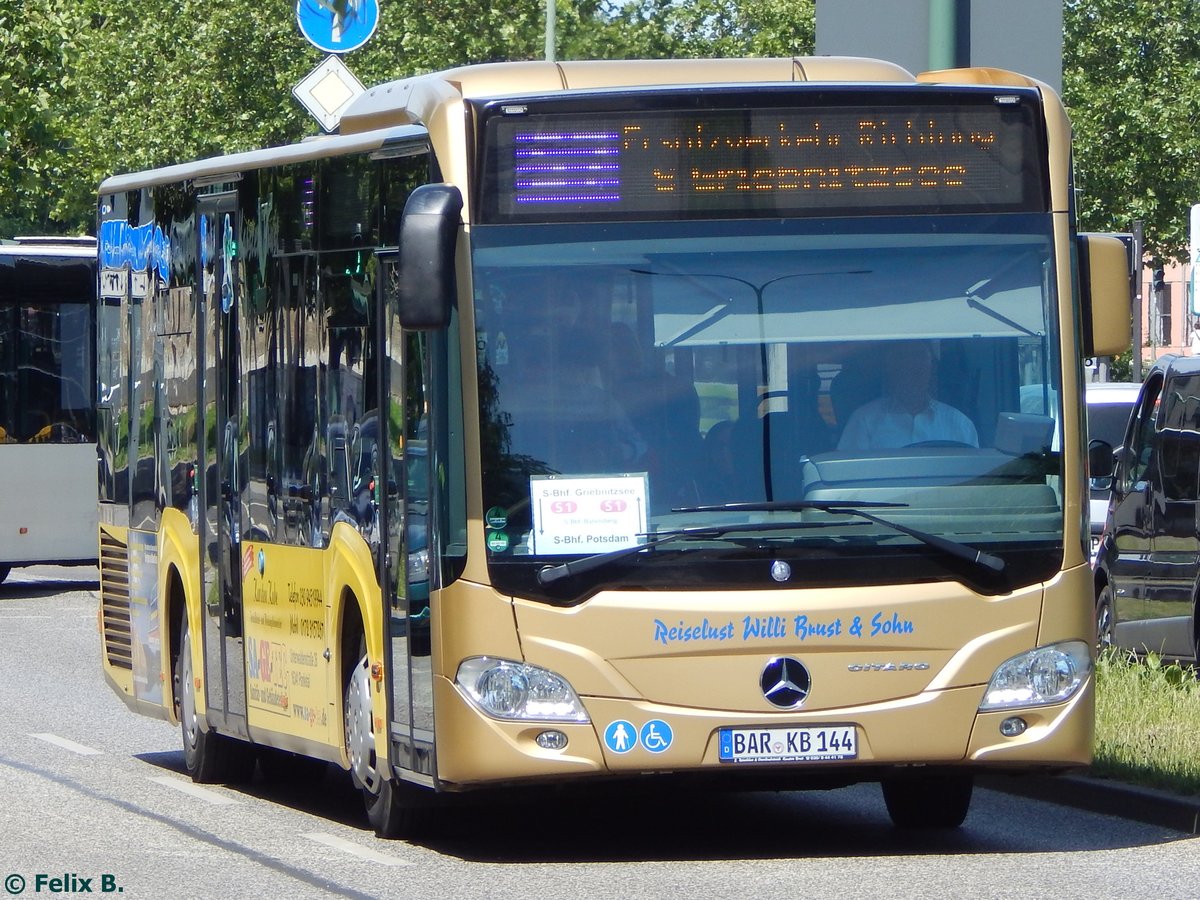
[979,772,1200,834]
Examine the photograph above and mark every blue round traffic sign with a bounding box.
[296,0,380,54]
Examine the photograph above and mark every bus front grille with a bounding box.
[99,530,132,670]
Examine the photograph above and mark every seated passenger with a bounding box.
[837,340,978,450]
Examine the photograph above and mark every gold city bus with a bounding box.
[96,57,1131,836]
[0,236,98,583]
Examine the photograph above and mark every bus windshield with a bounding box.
[0,269,95,445]
[473,213,1062,596]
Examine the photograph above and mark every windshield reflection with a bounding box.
[472,214,1063,591]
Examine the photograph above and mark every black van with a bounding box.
[1093,354,1200,661]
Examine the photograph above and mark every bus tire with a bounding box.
[344,639,431,839]
[175,617,255,784]
[881,773,973,828]
[366,773,435,840]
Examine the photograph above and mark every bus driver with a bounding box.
[837,340,978,450]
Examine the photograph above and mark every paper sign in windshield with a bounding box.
[530,474,648,555]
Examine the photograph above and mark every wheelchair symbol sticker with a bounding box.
[639,719,673,753]
[604,720,636,754]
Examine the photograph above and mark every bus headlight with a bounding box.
[979,641,1092,711]
[455,657,590,723]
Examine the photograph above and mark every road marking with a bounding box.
[149,775,240,806]
[302,833,413,866]
[30,733,102,756]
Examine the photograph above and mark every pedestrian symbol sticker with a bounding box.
[604,720,636,754]
[640,719,673,753]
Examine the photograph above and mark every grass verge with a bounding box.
[1094,648,1200,796]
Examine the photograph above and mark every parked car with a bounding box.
[1085,381,1141,563]
[1093,357,1200,660]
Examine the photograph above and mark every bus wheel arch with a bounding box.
[166,566,185,723]
[173,569,255,784]
[339,595,378,792]
[339,589,429,838]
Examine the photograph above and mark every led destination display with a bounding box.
[481,95,1045,222]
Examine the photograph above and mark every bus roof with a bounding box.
[338,56,917,135]
[0,236,96,259]
[96,56,1054,198]
[97,123,428,194]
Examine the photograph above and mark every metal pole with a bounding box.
[545,0,556,62]
[1131,221,1143,382]
[928,0,957,70]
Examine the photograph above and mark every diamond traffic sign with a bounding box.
[293,55,366,133]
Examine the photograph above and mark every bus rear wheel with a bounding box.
[882,773,973,828]
[344,640,432,838]
[175,618,255,783]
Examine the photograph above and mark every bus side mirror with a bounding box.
[1078,233,1132,359]
[398,183,462,330]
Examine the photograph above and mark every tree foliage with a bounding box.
[0,1,804,236]
[606,0,814,58]
[0,1,83,236]
[1063,0,1200,262]
[14,0,1200,259]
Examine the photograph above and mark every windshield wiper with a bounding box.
[535,520,853,585]
[672,501,1006,574]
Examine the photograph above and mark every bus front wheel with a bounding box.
[344,640,432,838]
[175,618,255,783]
[882,773,973,828]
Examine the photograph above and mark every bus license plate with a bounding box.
[718,725,857,763]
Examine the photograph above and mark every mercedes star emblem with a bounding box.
[760,656,812,708]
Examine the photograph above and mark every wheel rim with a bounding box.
[1097,588,1115,650]
[179,630,200,756]
[345,654,381,793]
[1097,604,1113,648]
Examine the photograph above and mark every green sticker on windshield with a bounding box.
[485,506,508,529]
[487,530,510,553]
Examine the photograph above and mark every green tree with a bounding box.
[0,1,85,236]
[57,1,316,228]
[1064,0,1200,262]
[608,0,814,58]
[9,0,818,236]
[50,0,632,231]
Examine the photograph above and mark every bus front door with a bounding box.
[198,195,249,740]
[377,251,436,780]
